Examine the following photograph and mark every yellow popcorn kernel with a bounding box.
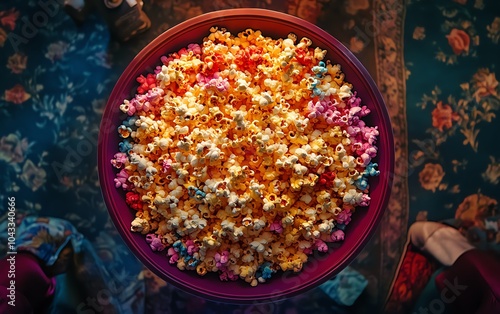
[330,206,342,216]
[215,206,229,220]
[242,216,254,228]
[230,247,242,259]
[298,240,312,251]
[281,193,294,209]
[135,208,149,220]
[203,235,220,249]
[335,143,347,157]
[341,155,356,169]
[310,138,326,153]
[196,263,208,276]
[204,256,217,272]
[279,261,292,272]
[285,228,299,250]
[230,226,244,241]
[263,170,278,181]
[239,265,253,278]
[290,177,303,191]
[176,259,186,270]
[314,47,327,60]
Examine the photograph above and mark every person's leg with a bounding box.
[0,252,56,313]
[409,221,500,313]
[435,249,500,314]
[410,267,455,314]
[408,221,475,266]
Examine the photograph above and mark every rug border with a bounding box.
[373,0,410,302]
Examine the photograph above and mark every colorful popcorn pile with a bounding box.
[111,27,380,286]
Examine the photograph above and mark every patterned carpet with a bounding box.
[0,0,498,313]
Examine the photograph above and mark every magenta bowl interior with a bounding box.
[98,8,394,304]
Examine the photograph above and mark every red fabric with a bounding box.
[385,244,438,314]
[435,249,500,314]
[0,252,56,313]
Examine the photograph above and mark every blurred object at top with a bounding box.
[64,0,151,42]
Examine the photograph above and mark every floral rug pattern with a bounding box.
[406,0,499,249]
[1,0,498,313]
[385,0,500,312]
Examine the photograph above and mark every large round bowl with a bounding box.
[98,8,394,304]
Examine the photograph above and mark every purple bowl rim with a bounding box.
[98,8,395,304]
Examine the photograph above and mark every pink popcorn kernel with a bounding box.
[162,159,173,173]
[330,229,345,242]
[145,87,164,105]
[351,141,378,159]
[307,99,337,120]
[346,93,370,115]
[348,125,379,159]
[336,209,352,225]
[146,234,166,252]
[114,168,131,190]
[363,126,379,146]
[215,251,230,268]
[269,220,284,234]
[111,152,128,169]
[303,247,313,255]
[129,94,152,114]
[219,267,238,281]
[307,98,366,127]
[160,55,172,65]
[167,247,179,264]
[348,121,379,146]
[177,47,188,56]
[185,240,199,255]
[187,43,202,55]
[208,77,230,92]
[196,71,219,85]
[314,239,329,253]
[359,194,371,207]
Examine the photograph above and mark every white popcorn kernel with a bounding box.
[131,217,150,234]
[281,215,294,226]
[293,163,308,176]
[300,194,312,204]
[338,84,352,98]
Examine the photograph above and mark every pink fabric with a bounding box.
[0,252,56,313]
[435,249,500,314]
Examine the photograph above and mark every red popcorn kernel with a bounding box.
[200,53,226,76]
[294,48,313,65]
[126,191,143,210]
[234,46,263,71]
[317,171,336,188]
